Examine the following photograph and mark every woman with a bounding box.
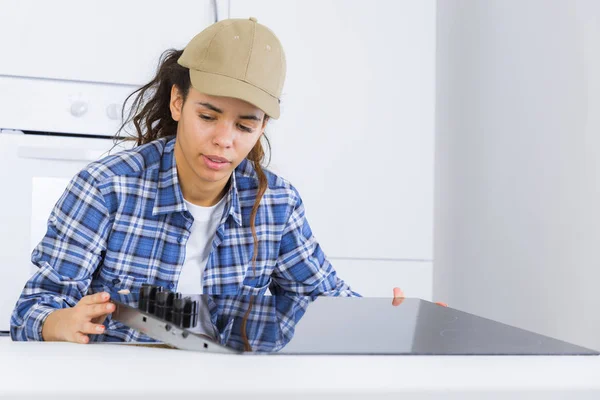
[10,17,417,344]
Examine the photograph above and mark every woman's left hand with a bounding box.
[392,287,448,307]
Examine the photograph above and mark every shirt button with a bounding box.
[178,236,185,244]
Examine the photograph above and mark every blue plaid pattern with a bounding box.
[10,136,359,342]
[209,295,311,352]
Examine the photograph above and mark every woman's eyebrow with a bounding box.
[239,114,261,121]
[196,102,223,113]
[196,102,261,121]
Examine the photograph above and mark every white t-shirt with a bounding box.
[176,195,226,295]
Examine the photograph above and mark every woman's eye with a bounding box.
[238,124,253,133]
[199,115,214,121]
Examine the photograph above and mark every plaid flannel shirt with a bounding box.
[10,136,358,342]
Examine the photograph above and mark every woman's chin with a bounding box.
[197,166,231,183]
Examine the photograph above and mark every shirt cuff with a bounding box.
[28,305,57,341]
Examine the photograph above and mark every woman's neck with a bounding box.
[180,178,229,207]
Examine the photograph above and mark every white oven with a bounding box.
[0,128,127,332]
[0,0,222,333]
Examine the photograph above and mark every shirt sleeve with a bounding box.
[271,186,361,298]
[10,169,111,341]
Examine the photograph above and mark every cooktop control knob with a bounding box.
[139,284,163,314]
[172,297,199,329]
[154,291,181,321]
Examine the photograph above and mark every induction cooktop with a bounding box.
[110,285,599,355]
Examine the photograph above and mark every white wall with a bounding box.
[435,0,600,350]
[230,0,436,298]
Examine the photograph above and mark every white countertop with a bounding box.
[0,337,599,399]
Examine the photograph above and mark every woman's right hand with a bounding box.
[41,292,115,343]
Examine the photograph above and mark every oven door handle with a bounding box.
[17,146,107,162]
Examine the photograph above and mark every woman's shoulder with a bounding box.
[235,158,301,201]
[82,136,173,183]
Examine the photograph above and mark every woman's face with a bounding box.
[170,85,267,191]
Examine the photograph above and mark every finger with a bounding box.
[74,332,90,344]
[435,302,448,307]
[392,287,405,307]
[85,302,115,319]
[79,292,110,306]
[392,287,405,298]
[79,322,106,335]
[392,297,405,306]
[92,314,109,325]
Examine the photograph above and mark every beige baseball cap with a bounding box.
[177,17,286,119]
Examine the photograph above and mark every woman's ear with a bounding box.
[261,115,270,131]
[169,84,183,122]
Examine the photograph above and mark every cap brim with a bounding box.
[188,70,280,119]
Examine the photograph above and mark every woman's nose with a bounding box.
[212,122,234,148]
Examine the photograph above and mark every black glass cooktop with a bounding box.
[109,286,599,355]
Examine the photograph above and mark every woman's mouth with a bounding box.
[202,154,231,171]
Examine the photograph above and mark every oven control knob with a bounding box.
[106,103,121,120]
[70,100,88,117]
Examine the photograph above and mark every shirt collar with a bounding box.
[152,136,243,227]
